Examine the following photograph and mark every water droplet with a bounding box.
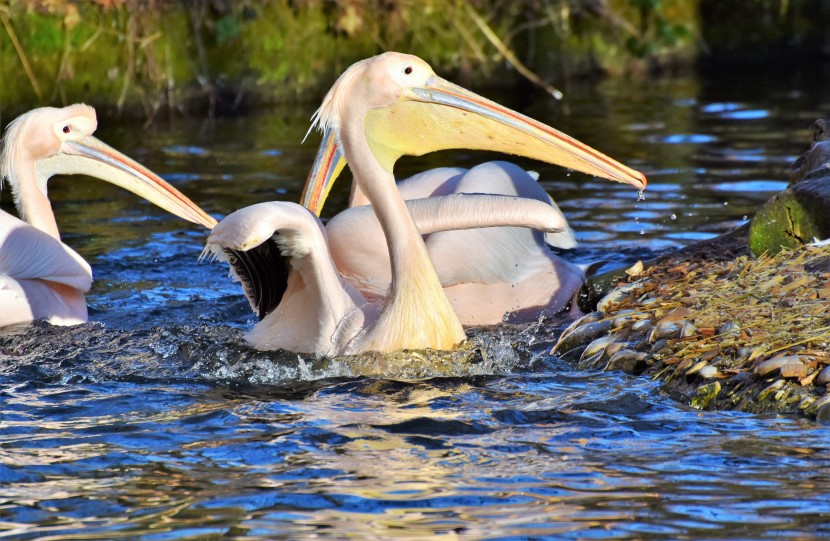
[639,228,645,235]
[742,215,748,220]
[723,201,728,206]
[637,189,646,201]
[670,213,677,220]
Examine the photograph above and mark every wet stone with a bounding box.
[551,142,830,419]
[815,402,830,422]
[780,363,809,379]
[606,350,649,374]
[651,338,670,354]
[718,321,741,335]
[612,310,638,328]
[631,319,652,332]
[686,359,709,376]
[758,379,786,402]
[755,355,803,377]
[691,381,721,410]
[647,321,680,342]
[673,358,694,377]
[552,314,613,357]
[805,394,830,416]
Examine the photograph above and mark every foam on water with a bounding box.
[0,316,566,388]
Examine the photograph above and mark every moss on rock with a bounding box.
[749,176,830,256]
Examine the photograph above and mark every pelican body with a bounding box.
[206,194,570,355]
[324,161,585,325]
[214,52,646,355]
[0,104,216,327]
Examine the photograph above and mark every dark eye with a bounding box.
[403,66,413,75]
[62,125,71,134]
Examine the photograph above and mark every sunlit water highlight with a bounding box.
[3,63,830,539]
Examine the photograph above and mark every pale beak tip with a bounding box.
[200,215,219,230]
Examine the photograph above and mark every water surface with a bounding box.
[2,62,830,539]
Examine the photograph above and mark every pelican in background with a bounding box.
[206,193,571,355]
[315,160,587,325]
[212,52,646,354]
[0,104,217,328]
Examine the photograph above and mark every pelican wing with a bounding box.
[0,211,92,292]
[224,240,288,321]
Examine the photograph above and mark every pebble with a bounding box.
[780,363,809,379]
[598,282,641,312]
[805,394,830,416]
[718,321,741,335]
[631,319,652,332]
[647,320,680,342]
[552,314,613,355]
[755,355,803,377]
[673,358,694,377]
[679,321,697,338]
[581,334,617,361]
[605,349,649,373]
[757,379,786,402]
[816,402,830,422]
[612,310,638,328]
[686,360,709,376]
[816,365,830,385]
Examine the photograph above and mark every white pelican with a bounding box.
[205,194,571,355]
[211,52,646,355]
[302,53,645,337]
[0,104,217,328]
[318,160,586,325]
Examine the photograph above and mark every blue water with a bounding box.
[3,62,830,539]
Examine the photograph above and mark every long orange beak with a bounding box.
[51,135,217,229]
[303,74,646,215]
[300,127,346,216]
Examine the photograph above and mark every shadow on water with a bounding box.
[4,62,830,539]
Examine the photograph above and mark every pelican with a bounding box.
[317,160,586,325]
[213,52,645,354]
[300,56,647,325]
[205,193,571,355]
[301,53,645,334]
[0,104,217,328]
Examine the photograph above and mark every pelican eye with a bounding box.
[62,125,71,134]
[403,66,413,75]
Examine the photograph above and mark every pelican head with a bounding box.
[1,104,216,235]
[301,52,647,214]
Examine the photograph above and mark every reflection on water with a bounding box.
[3,63,830,539]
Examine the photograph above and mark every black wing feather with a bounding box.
[224,235,289,320]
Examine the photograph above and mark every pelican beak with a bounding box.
[301,74,646,215]
[370,75,646,188]
[48,135,217,229]
[300,126,346,216]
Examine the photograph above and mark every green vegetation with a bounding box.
[3,0,825,117]
[0,0,706,116]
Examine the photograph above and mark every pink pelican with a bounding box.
[209,52,646,355]
[0,104,217,327]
